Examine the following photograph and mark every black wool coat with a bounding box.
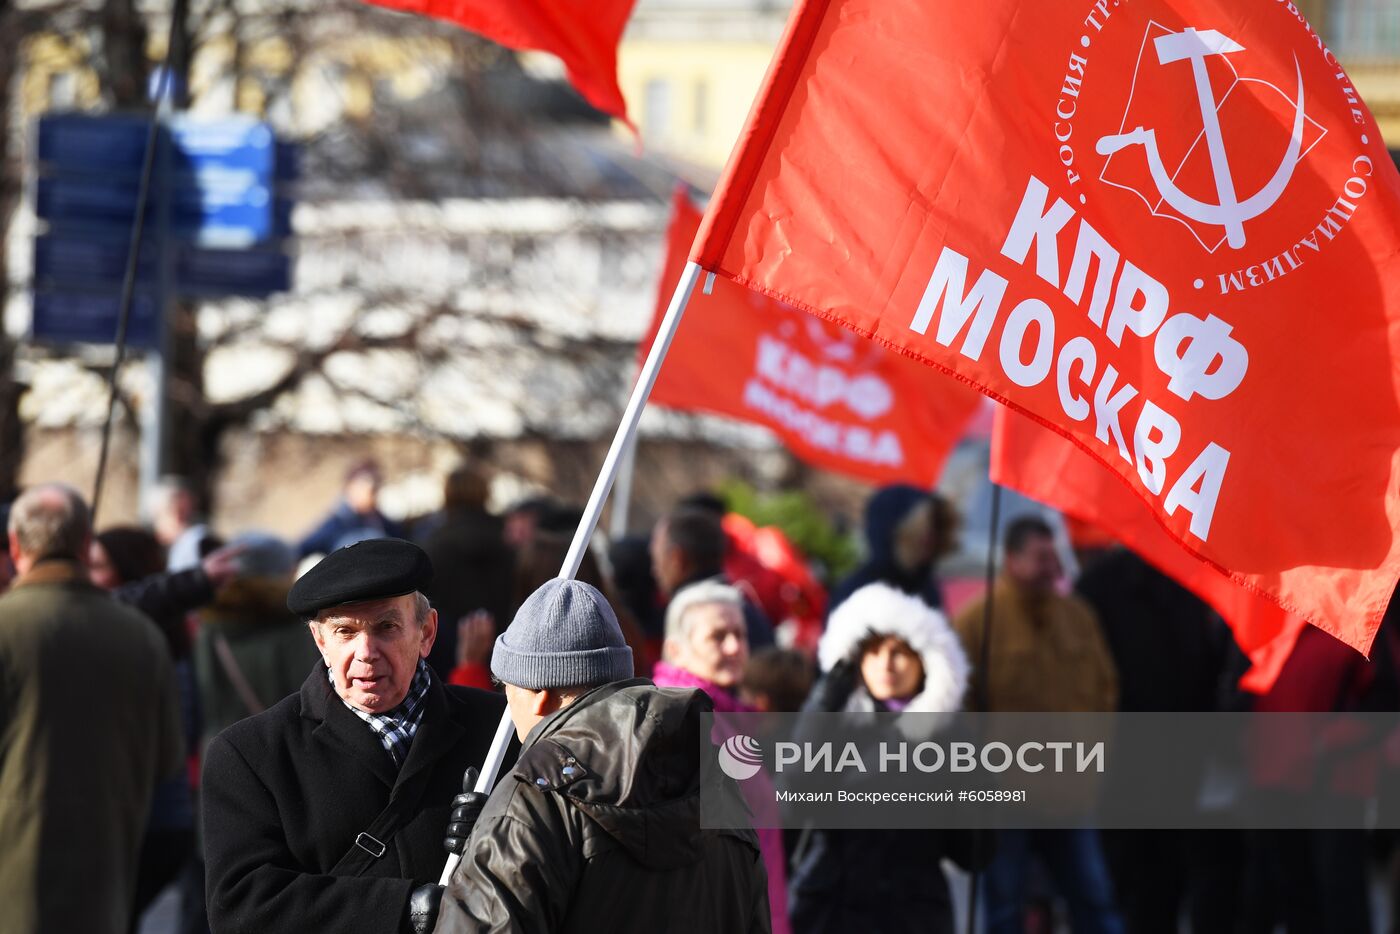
[202,663,513,934]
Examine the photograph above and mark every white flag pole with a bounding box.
[440,260,705,886]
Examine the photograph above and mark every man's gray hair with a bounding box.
[664,580,744,644]
[7,484,91,562]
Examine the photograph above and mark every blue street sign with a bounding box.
[34,234,156,285]
[37,113,295,183]
[176,246,291,297]
[30,113,298,349]
[34,234,292,298]
[31,288,161,348]
[36,177,292,246]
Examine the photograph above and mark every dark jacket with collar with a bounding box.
[436,679,771,934]
[202,663,512,934]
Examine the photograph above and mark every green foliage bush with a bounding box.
[718,479,859,582]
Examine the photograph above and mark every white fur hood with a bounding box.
[819,582,970,714]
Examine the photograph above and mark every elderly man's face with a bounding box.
[310,594,437,713]
[667,602,748,689]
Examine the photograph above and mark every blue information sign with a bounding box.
[30,113,296,348]
[31,289,161,349]
[33,234,291,298]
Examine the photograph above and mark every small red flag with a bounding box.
[692,0,1400,653]
[645,188,982,487]
[365,0,636,127]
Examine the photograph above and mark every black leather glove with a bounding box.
[406,884,443,934]
[813,658,860,712]
[445,766,488,856]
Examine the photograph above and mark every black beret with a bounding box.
[287,538,434,618]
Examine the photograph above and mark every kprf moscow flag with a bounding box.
[691,0,1400,653]
[644,188,982,487]
[364,0,637,127]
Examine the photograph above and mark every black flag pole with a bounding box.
[965,479,1002,934]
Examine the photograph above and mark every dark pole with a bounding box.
[91,0,188,521]
[965,480,1002,934]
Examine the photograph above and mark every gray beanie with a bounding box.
[490,579,634,690]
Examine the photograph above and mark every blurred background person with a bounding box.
[953,515,1122,934]
[651,506,774,648]
[152,477,210,572]
[296,459,402,558]
[89,526,228,932]
[1076,545,1236,934]
[193,532,317,747]
[417,464,514,678]
[740,647,815,714]
[828,485,958,613]
[0,485,182,934]
[501,495,556,550]
[790,582,978,934]
[679,491,790,627]
[652,580,789,934]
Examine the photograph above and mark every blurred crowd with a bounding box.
[1,458,1398,934]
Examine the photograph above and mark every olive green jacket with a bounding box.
[0,560,183,934]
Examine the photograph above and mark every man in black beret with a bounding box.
[202,538,513,934]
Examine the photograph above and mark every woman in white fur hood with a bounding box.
[815,582,970,714]
[790,583,982,934]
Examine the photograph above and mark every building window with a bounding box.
[693,79,709,135]
[1329,0,1400,60]
[644,78,672,139]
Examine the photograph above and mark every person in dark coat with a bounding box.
[436,579,771,933]
[90,525,245,932]
[417,465,514,678]
[828,484,957,614]
[790,583,982,934]
[202,539,513,934]
[0,485,184,934]
[1075,547,1235,934]
[298,459,405,557]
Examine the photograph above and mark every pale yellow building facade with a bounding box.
[619,0,1399,172]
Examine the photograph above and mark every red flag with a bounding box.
[991,405,1308,691]
[691,0,1400,653]
[365,0,636,126]
[646,188,982,487]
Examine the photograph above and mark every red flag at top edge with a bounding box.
[364,0,637,128]
[691,0,1400,654]
[644,186,982,488]
[991,404,1310,693]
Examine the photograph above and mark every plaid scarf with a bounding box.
[333,659,432,768]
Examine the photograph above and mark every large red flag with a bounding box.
[646,188,982,487]
[364,0,635,126]
[991,405,1309,691]
[691,0,1400,653]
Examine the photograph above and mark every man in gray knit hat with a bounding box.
[435,578,771,933]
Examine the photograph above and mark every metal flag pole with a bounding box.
[439,261,705,886]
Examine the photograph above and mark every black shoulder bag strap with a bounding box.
[329,765,439,878]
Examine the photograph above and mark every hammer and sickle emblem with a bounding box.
[1096,27,1306,250]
